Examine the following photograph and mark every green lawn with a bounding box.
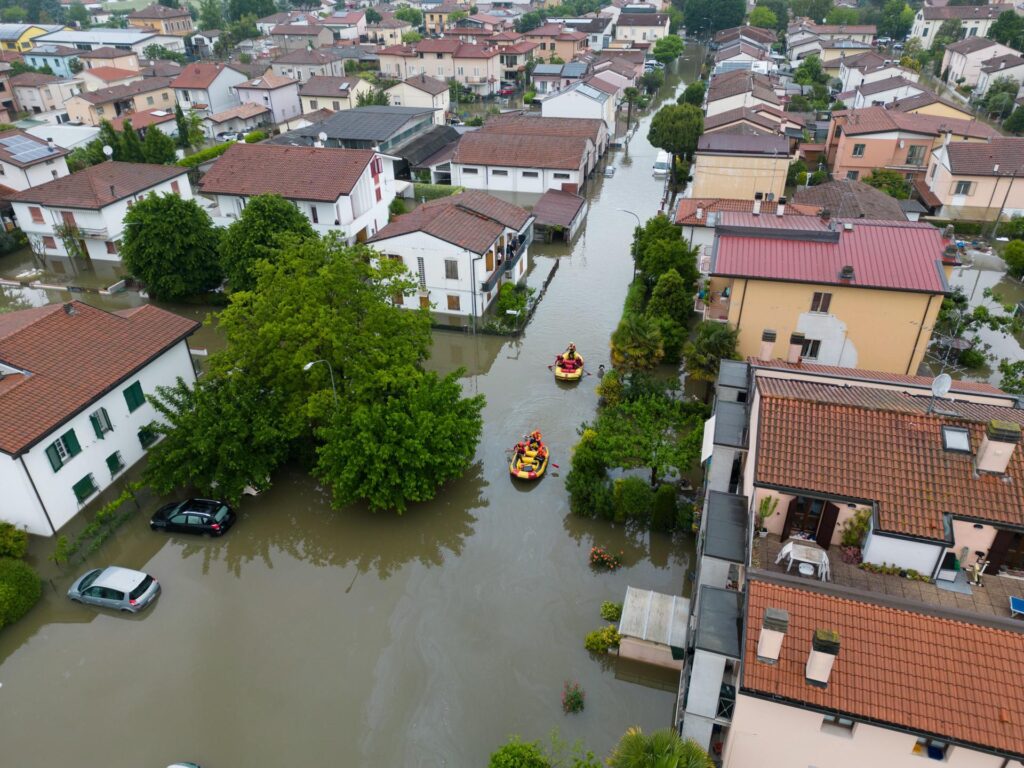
[102,0,156,12]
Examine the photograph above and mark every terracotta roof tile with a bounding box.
[531,188,585,228]
[78,47,134,59]
[108,108,176,131]
[481,113,604,144]
[399,73,449,95]
[0,128,66,167]
[747,357,1005,394]
[9,72,61,87]
[75,77,173,105]
[704,107,780,132]
[128,3,189,18]
[945,138,1024,176]
[10,161,187,209]
[922,4,1012,20]
[675,198,817,224]
[206,102,269,123]
[453,131,589,170]
[0,302,198,455]
[199,143,374,201]
[744,579,1024,756]
[981,54,1024,73]
[236,72,296,90]
[754,377,1024,537]
[171,62,236,89]
[791,179,909,220]
[81,65,139,83]
[299,75,361,97]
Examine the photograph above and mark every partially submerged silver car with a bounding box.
[67,566,160,613]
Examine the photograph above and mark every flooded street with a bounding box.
[0,53,701,767]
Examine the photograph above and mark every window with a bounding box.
[942,426,971,453]
[810,292,832,313]
[162,93,169,101]
[72,474,98,503]
[29,206,43,223]
[913,737,949,760]
[138,425,158,449]
[45,429,82,472]
[852,143,865,157]
[375,186,382,202]
[123,380,145,412]
[553,173,570,179]
[447,294,461,311]
[922,26,929,36]
[929,163,937,179]
[846,170,859,181]
[492,169,508,176]
[522,171,539,178]
[821,714,855,736]
[954,180,973,195]
[106,451,125,477]
[332,100,340,110]
[310,206,318,224]
[170,180,180,195]
[97,106,105,115]
[309,98,318,109]
[42,235,56,249]
[146,95,154,105]
[444,259,459,280]
[89,407,112,439]
[462,167,478,174]
[393,293,404,306]
[801,339,821,359]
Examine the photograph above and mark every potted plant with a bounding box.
[757,496,778,538]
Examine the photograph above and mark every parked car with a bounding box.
[652,150,671,177]
[216,131,244,142]
[150,498,236,536]
[498,85,516,96]
[67,566,160,613]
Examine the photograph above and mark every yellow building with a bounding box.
[64,77,176,126]
[889,91,974,120]
[690,133,790,201]
[127,4,193,37]
[703,214,954,375]
[0,23,63,52]
[922,138,1024,221]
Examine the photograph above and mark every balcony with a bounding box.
[694,291,730,322]
[479,228,531,293]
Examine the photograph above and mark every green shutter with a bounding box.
[124,381,144,412]
[72,474,96,503]
[45,443,63,472]
[106,452,123,475]
[62,429,81,457]
[90,413,103,439]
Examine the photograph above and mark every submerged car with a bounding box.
[67,566,160,613]
[150,498,236,536]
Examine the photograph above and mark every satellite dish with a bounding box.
[102,144,113,158]
[318,131,328,142]
[932,373,952,399]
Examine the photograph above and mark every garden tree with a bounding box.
[633,212,683,273]
[394,5,422,26]
[175,104,190,147]
[226,12,259,41]
[515,10,544,32]
[682,0,744,35]
[608,728,714,768]
[119,121,145,162]
[878,0,914,38]
[667,6,683,33]
[789,0,830,21]
[142,124,177,163]
[984,76,1019,118]
[651,34,683,64]
[402,30,422,43]
[638,238,699,287]
[646,269,692,362]
[66,0,88,26]
[357,88,390,106]
[488,737,551,768]
[793,55,826,94]
[0,557,42,629]
[623,86,640,130]
[648,103,703,189]
[198,0,224,30]
[1,6,26,22]
[863,168,910,198]
[143,44,186,64]
[10,60,53,75]
[314,366,484,512]
[825,6,859,24]
[679,80,704,106]
[226,0,273,20]
[748,5,776,28]
[988,10,1024,48]
[683,320,739,383]
[999,359,1024,395]
[448,10,467,23]
[67,139,107,171]
[756,0,789,32]
[565,428,614,518]
[365,7,381,23]
[219,193,316,291]
[932,18,963,66]
[611,315,665,372]
[1003,239,1024,279]
[786,158,807,187]
[1004,106,1024,135]
[787,93,811,112]
[120,193,223,300]
[144,375,295,503]
[639,68,663,92]
[158,0,180,7]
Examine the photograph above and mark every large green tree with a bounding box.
[679,80,705,107]
[608,728,714,768]
[651,34,684,64]
[120,193,223,300]
[219,193,317,291]
[825,6,859,24]
[988,10,1024,48]
[647,103,703,188]
[682,0,745,35]
[684,321,739,383]
[394,5,422,26]
[198,0,224,30]
[142,125,177,163]
[748,5,777,28]
[756,0,789,32]
[877,0,915,40]
[863,168,910,199]
[611,315,665,372]
[1003,106,1024,134]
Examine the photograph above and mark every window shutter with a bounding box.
[45,443,63,472]
[91,413,103,439]
[124,381,144,412]
[62,429,81,457]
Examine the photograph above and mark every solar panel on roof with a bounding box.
[0,134,53,164]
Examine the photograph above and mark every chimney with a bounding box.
[787,332,804,364]
[806,629,840,688]
[695,205,703,220]
[46,138,55,151]
[976,420,1021,474]
[109,185,115,198]
[820,208,831,222]
[752,192,763,216]
[839,264,855,280]
[62,302,76,315]
[759,329,777,361]
[756,607,789,664]
[776,196,786,216]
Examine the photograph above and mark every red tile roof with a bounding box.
[944,138,1024,176]
[704,106,780,133]
[531,188,585,228]
[481,113,604,145]
[754,376,1024,537]
[171,62,236,89]
[747,357,1005,394]
[235,72,296,90]
[400,73,449,95]
[922,3,1012,20]
[299,75,362,97]
[744,579,1024,756]
[11,161,187,209]
[198,144,374,201]
[0,302,198,456]
[74,77,174,105]
[712,217,951,293]
[108,108,176,131]
[675,198,817,224]
[368,189,530,253]
[0,128,66,167]
[81,65,139,83]
[9,72,60,87]
[78,47,136,59]
[128,3,189,18]
[837,106,999,139]
[453,131,589,170]
[206,102,270,123]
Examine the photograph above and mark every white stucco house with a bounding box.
[198,143,397,243]
[171,62,248,116]
[0,301,198,536]
[450,130,593,194]
[367,190,534,318]
[0,128,70,191]
[233,73,301,127]
[10,161,192,262]
[541,79,617,134]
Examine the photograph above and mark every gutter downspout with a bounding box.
[20,455,56,536]
[470,251,484,332]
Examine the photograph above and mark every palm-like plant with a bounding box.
[623,86,641,131]
[684,321,739,383]
[611,315,664,372]
[608,727,714,768]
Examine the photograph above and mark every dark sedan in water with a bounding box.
[150,498,236,536]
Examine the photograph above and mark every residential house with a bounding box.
[270,24,334,52]
[911,4,1014,49]
[77,65,142,93]
[11,161,191,261]
[0,24,63,53]
[816,39,874,76]
[825,106,998,183]
[366,19,414,46]
[837,51,914,92]
[271,48,352,82]
[941,36,1020,88]
[385,75,450,124]
[531,61,588,95]
[704,107,782,137]
[713,40,773,74]
[377,39,503,96]
[450,131,592,193]
[560,16,615,51]
[482,112,607,165]
[64,77,175,126]
[109,107,178,139]
[77,47,140,72]
[171,62,248,116]
[256,11,321,36]
[593,54,641,86]
[690,133,790,200]
[127,4,193,37]
[541,79,616,134]
[714,25,777,48]
[368,190,533,317]
[199,143,396,243]
[495,39,537,83]
[887,90,975,120]
[791,179,916,221]
[34,28,186,55]
[320,10,366,41]
[24,123,98,151]
[524,23,589,63]
[0,128,69,191]
[589,66,631,97]
[201,102,270,139]
[531,187,586,240]
[705,70,782,118]
[0,301,199,536]
[139,59,182,79]
[702,213,952,372]
[191,29,221,58]
[23,45,83,78]
[299,75,372,113]
[10,73,79,117]
[786,20,876,60]
[921,137,1024,221]
[233,73,301,126]
[848,76,926,108]
[0,64,12,117]
[976,54,1024,98]
[423,3,472,35]
[615,13,670,44]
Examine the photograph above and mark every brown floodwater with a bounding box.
[0,52,702,767]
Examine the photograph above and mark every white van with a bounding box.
[652,151,670,177]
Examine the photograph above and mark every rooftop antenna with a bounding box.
[928,372,952,414]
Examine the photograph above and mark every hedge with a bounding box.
[925,219,986,236]
[243,130,267,143]
[412,182,463,202]
[176,140,235,168]
[0,557,42,628]
[0,522,28,559]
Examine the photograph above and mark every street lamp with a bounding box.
[303,359,339,406]
[618,208,642,279]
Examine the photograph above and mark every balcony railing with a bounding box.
[480,228,532,293]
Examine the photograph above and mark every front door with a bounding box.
[781,497,840,550]
[987,529,1024,574]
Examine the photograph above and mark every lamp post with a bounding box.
[303,359,339,406]
[618,208,641,279]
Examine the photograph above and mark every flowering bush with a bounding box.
[562,680,585,714]
[838,545,862,565]
[589,545,623,571]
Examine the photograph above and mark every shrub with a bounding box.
[0,522,28,559]
[676,502,694,532]
[589,545,623,570]
[389,197,406,219]
[600,601,623,621]
[412,182,464,202]
[0,557,42,628]
[959,347,987,369]
[243,130,267,143]
[176,141,235,168]
[489,737,552,768]
[584,624,621,653]
[562,680,585,713]
[613,476,655,524]
[840,508,871,547]
[650,484,677,532]
[596,368,623,408]
[839,545,862,564]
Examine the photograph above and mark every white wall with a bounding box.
[1,340,195,536]
[452,163,583,194]
[0,154,69,191]
[862,525,944,574]
[542,90,614,134]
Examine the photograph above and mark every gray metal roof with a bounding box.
[619,586,689,649]
[533,64,561,75]
[704,491,748,563]
[561,61,587,78]
[713,400,747,448]
[716,359,749,390]
[283,106,435,141]
[694,585,743,658]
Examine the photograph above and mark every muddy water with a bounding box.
[0,54,699,768]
